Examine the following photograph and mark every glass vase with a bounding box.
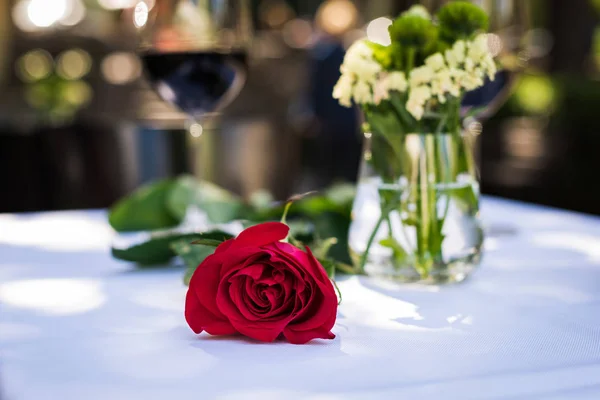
[349,129,484,284]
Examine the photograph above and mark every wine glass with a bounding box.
[136,0,252,121]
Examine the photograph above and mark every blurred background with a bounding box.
[0,0,599,214]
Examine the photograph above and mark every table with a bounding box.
[1,197,600,400]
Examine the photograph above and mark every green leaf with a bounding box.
[109,179,180,233]
[183,266,196,287]
[287,219,315,244]
[325,183,356,211]
[247,189,275,213]
[448,184,479,212]
[313,212,352,265]
[317,258,336,279]
[166,175,244,223]
[190,239,224,247]
[315,237,339,260]
[379,237,409,265]
[317,257,360,278]
[111,230,233,266]
[171,240,216,286]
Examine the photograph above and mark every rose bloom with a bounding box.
[185,222,338,344]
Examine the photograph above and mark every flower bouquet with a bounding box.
[334,3,496,283]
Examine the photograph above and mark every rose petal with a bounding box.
[229,222,289,250]
[229,317,290,343]
[214,238,234,254]
[246,279,269,308]
[228,278,262,321]
[185,287,236,335]
[286,248,337,331]
[305,246,332,282]
[220,248,268,276]
[272,242,331,285]
[231,263,265,281]
[189,254,229,320]
[218,277,293,341]
[283,327,336,344]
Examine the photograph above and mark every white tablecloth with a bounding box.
[1,197,600,400]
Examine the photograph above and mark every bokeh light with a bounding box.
[486,33,503,57]
[60,0,86,27]
[316,0,358,36]
[98,0,137,10]
[282,19,314,49]
[523,28,554,59]
[56,49,92,80]
[259,0,294,29]
[27,0,67,28]
[514,74,556,115]
[25,83,52,108]
[12,1,37,32]
[62,81,93,107]
[134,1,149,28]
[101,52,142,85]
[13,0,86,31]
[17,50,53,82]
[366,17,392,46]
[189,123,203,138]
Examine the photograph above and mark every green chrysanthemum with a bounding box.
[388,14,438,49]
[437,1,489,42]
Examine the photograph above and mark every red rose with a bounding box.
[185,222,338,344]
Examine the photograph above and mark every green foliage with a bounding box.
[368,42,396,70]
[109,179,180,233]
[379,237,408,266]
[437,1,489,43]
[111,231,233,265]
[108,176,245,234]
[167,175,244,223]
[171,241,216,286]
[109,176,359,276]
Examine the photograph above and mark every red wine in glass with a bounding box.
[141,50,248,118]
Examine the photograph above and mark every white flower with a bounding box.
[373,75,390,104]
[333,73,354,107]
[404,5,431,19]
[344,40,373,60]
[481,54,497,80]
[464,57,475,72]
[425,53,446,72]
[430,68,455,102]
[409,65,435,87]
[341,57,381,82]
[340,40,381,83]
[372,71,408,104]
[459,72,484,91]
[447,69,464,96]
[353,80,374,104]
[430,80,446,103]
[468,34,490,62]
[407,85,431,119]
[410,85,432,104]
[448,83,461,97]
[387,71,408,92]
[406,100,425,120]
[445,40,466,67]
